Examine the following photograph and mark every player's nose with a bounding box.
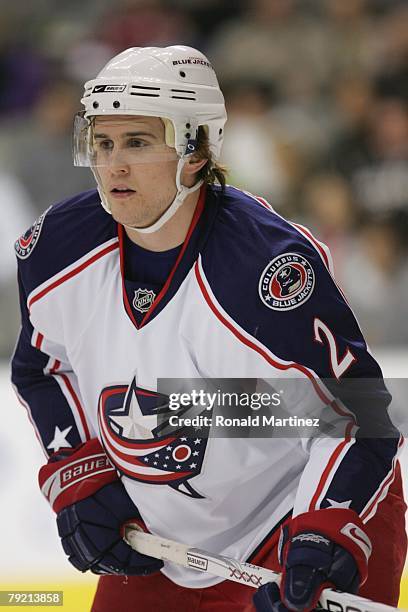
[103,147,131,174]
[109,164,130,175]
[108,155,130,175]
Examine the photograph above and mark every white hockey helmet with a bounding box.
[73,46,227,232]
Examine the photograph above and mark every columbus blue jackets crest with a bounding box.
[15,209,48,259]
[258,253,315,311]
[98,376,209,498]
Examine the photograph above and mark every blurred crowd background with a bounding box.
[1,0,407,356]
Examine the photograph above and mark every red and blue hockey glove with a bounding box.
[253,509,371,612]
[38,438,163,575]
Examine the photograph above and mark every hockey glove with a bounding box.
[253,508,371,612]
[38,438,163,575]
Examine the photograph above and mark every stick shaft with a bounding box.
[124,527,401,612]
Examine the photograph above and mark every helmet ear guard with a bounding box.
[162,117,177,148]
[160,117,200,158]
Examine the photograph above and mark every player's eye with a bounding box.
[127,138,148,148]
[96,139,113,151]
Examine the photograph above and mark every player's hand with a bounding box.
[253,509,371,612]
[38,438,163,575]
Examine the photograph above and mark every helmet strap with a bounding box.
[132,156,203,234]
[96,156,203,234]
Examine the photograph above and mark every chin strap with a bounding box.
[131,157,203,234]
[96,155,203,234]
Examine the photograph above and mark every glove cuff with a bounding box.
[282,509,371,585]
[38,438,117,513]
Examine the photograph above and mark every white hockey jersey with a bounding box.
[12,184,401,587]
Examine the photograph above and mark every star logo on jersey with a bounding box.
[326,498,352,509]
[133,289,156,313]
[15,208,49,259]
[47,425,73,453]
[258,253,315,311]
[98,376,210,498]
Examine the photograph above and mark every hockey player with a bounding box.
[12,46,406,612]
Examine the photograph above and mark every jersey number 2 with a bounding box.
[313,318,356,379]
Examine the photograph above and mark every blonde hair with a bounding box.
[195,126,228,189]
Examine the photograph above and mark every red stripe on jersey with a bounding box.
[118,228,139,328]
[50,359,61,374]
[101,431,163,465]
[308,422,354,511]
[195,261,333,405]
[252,194,346,305]
[35,332,44,350]
[99,416,191,482]
[291,222,350,303]
[250,192,331,274]
[255,196,274,211]
[28,241,119,312]
[44,359,90,443]
[141,185,206,326]
[360,436,403,521]
[118,184,206,330]
[59,373,91,441]
[291,222,331,271]
[101,432,180,474]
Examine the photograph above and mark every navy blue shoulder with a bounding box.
[15,189,117,295]
[204,185,323,280]
[203,185,382,378]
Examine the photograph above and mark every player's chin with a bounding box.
[110,208,149,229]
[110,200,139,223]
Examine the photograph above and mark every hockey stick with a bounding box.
[124,525,402,612]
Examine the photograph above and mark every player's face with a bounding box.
[94,116,179,228]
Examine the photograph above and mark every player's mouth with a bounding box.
[110,185,136,199]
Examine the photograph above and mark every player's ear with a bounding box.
[181,155,208,187]
[185,156,208,174]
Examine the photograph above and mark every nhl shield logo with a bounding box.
[133,288,156,313]
[259,252,315,311]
